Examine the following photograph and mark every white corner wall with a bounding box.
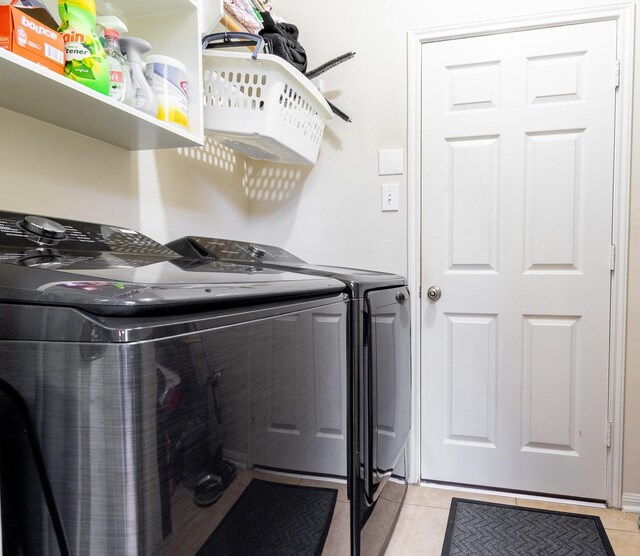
[266,0,640,500]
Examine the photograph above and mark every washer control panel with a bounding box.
[0,211,177,258]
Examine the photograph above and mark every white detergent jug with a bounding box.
[145,54,189,130]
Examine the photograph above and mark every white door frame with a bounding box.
[407,3,634,507]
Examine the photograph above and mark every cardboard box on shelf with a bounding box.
[0,5,64,74]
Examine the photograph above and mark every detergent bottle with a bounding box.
[103,28,136,106]
[58,0,110,95]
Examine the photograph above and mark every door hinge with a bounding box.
[606,421,612,448]
[418,286,422,298]
[610,244,616,271]
[615,60,621,89]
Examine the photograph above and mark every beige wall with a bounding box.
[626,37,640,499]
[0,109,250,242]
[268,0,640,500]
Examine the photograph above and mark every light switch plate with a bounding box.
[378,149,404,176]
[381,183,399,212]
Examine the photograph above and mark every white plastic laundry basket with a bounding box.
[202,50,333,165]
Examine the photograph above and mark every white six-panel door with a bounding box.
[420,20,617,499]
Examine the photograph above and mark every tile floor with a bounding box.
[152,469,640,555]
[385,484,640,555]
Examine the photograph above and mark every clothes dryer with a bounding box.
[167,236,412,555]
[0,211,351,555]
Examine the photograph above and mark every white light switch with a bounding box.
[381,183,399,212]
[378,149,404,176]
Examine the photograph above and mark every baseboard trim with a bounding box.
[621,492,640,513]
[420,481,606,508]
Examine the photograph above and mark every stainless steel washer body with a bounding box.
[0,211,350,555]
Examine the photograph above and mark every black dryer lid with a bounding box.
[167,236,408,296]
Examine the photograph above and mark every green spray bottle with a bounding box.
[58,0,110,95]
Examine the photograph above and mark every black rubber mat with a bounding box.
[196,479,338,555]
[442,498,615,555]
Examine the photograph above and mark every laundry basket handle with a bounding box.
[202,32,265,61]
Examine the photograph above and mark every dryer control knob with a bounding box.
[21,215,67,240]
[247,244,266,258]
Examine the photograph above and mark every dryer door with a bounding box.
[364,286,411,503]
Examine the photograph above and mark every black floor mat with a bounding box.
[442,498,615,555]
[196,479,338,556]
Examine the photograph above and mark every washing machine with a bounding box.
[0,211,354,555]
[167,236,412,555]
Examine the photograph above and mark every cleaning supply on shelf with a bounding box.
[145,54,189,130]
[120,36,157,117]
[57,0,109,95]
[95,14,127,47]
[0,4,65,74]
[103,27,135,106]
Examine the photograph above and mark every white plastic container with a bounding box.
[202,50,333,165]
[145,54,189,130]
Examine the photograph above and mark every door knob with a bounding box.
[427,286,441,301]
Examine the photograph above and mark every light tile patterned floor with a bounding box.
[384,485,640,555]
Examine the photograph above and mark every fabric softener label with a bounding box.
[58,0,109,94]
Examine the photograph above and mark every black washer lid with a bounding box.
[0,212,345,315]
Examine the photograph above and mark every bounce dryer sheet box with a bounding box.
[0,6,65,74]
